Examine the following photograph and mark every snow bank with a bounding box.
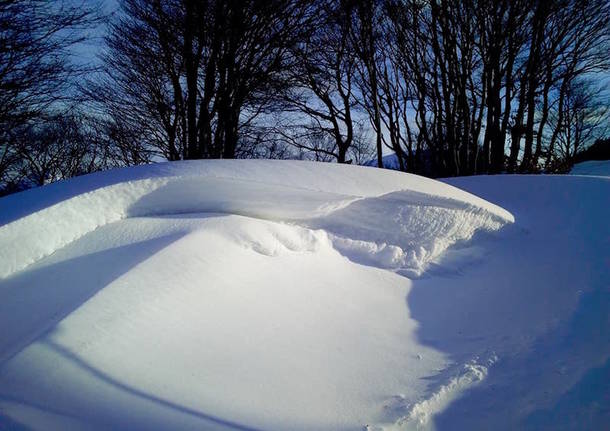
[0,212,443,430]
[569,160,610,176]
[0,162,608,430]
[0,160,512,279]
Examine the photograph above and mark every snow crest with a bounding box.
[309,191,508,277]
[569,160,610,177]
[0,160,513,279]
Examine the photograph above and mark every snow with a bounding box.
[0,160,608,430]
[570,160,610,176]
[0,160,511,279]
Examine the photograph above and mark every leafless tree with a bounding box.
[1,113,107,194]
[545,79,609,170]
[89,0,312,164]
[382,0,609,176]
[276,1,364,163]
[349,0,385,168]
[0,0,100,189]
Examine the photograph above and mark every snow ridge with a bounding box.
[401,355,497,429]
[0,160,513,279]
[368,354,498,431]
[309,190,508,277]
[569,160,610,177]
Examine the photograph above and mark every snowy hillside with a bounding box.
[0,160,511,280]
[0,161,608,430]
[570,160,610,176]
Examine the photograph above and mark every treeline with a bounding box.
[1,0,609,194]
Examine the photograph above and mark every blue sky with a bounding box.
[70,0,119,66]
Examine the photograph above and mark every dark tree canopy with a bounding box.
[0,0,100,192]
[1,0,610,194]
[89,0,313,162]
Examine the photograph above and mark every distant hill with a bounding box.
[362,153,403,170]
[570,160,610,176]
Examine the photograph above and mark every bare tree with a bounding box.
[546,79,609,170]
[277,1,364,163]
[509,0,610,172]
[90,0,312,164]
[0,0,100,189]
[383,0,609,176]
[1,113,107,195]
[349,0,385,168]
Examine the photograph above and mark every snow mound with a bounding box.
[1,164,608,431]
[0,160,512,279]
[569,160,610,176]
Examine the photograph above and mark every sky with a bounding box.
[70,0,119,67]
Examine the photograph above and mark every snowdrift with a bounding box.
[1,161,607,431]
[569,159,610,176]
[0,160,512,279]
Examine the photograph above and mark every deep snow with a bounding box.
[570,159,610,176]
[0,160,511,279]
[0,161,607,430]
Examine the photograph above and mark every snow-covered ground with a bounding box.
[0,160,607,430]
[570,159,610,176]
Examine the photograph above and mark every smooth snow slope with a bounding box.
[0,161,608,430]
[431,175,610,431]
[569,160,610,176]
[0,160,511,279]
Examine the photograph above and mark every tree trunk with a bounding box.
[184,0,199,160]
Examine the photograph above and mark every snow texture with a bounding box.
[569,160,610,177]
[0,160,512,279]
[0,160,608,431]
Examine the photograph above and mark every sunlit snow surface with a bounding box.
[0,161,608,430]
